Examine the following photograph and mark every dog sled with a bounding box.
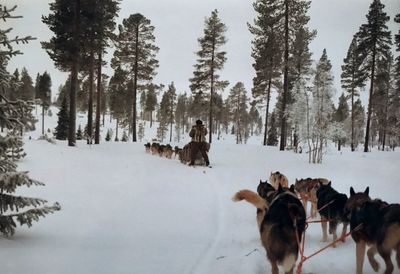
[178,141,210,166]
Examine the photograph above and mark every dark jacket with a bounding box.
[189,125,207,142]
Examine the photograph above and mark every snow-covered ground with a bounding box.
[1,108,399,274]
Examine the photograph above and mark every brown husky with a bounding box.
[233,185,306,274]
[269,171,289,189]
[163,144,174,159]
[345,187,400,274]
[294,177,330,218]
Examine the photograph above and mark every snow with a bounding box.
[1,107,399,274]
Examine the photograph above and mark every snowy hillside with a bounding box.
[0,108,399,274]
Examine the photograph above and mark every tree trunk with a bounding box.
[169,122,173,143]
[95,50,102,144]
[280,0,289,151]
[68,0,80,147]
[132,24,139,142]
[41,104,45,135]
[263,77,272,146]
[115,118,119,141]
[364,43,377,152]
[338,139,341,151]
[209,41,215,144]
[150,111,153,128]
[87,47,94,144]
[351,88,355,151]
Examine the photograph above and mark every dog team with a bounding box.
[144,142,182,159]
[233,171,400,274]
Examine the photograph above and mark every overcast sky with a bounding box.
[5,0,400,105]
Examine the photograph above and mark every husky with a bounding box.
[233,184,306,274]
[257,180,276,204]
[150,142,159,155]
[345,187,400,274]
[316,182,348,246]
[232,189,268,227]
[269,171,289,189]
[163,144,174,159]
[174,146,182,158]
[144,142,151,153]
[294,177,330,218]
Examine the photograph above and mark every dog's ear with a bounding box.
[350,187,355,197]
[289,184,295,193]
[328,181,331,187]
[364,187,369,196]
[295,178,298,183]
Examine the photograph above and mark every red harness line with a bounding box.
[294,220,363,274]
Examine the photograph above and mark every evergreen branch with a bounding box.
[0,193,48,213]
[0,203,61,236]
[0,172,45,193]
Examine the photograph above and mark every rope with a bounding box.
[294,222,363,274]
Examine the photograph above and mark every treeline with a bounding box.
[3,0,399,162]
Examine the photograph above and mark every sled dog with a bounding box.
[345,187,400,274]
[316,182,348,246]
[257,180,276,204]
[233,184,306,274]
[269,171,289,189]
[294,177,330,218]
[144,142,151,153]
[163,144,174,159]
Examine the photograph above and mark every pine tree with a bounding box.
[138,122,144,142]
[111,13,159,142]
[228,82,249,144]
[341,35,367,151]
[249,0,283,146]
[267,111,278,146]
[108,66,131,142]
[355,0,392,152]
[189,10,228,143]
[42,0,82,146]
[0,4,60,236]
[55,95,69,140]
[157,89,171,142]
[175,93,188,142]
[144,83,159,128]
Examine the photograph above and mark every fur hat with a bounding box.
[196,119,203,125]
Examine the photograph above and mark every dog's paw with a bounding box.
[369,259,380,272]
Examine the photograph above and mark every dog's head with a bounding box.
[344,186,371,222]
[257,180,275,201]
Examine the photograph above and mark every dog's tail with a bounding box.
[232,189,267,209]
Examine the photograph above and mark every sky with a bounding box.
[4,0,400,105]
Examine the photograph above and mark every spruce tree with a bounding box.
[55,95,69,140]
[308,49,334,163]
[189,10,228,143]
[105,129,112,141]
[17,68,35,101]
[76,124,84,140]
[0,4,60,236]
[36,72,52,136]
[138,122,144,142]
[157,89,170,142]
[111,13,159,142]
[333,93,350,151]
[121,130,128,142]
[355,0,392,152]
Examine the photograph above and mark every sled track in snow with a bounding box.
[187,168,226,274]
